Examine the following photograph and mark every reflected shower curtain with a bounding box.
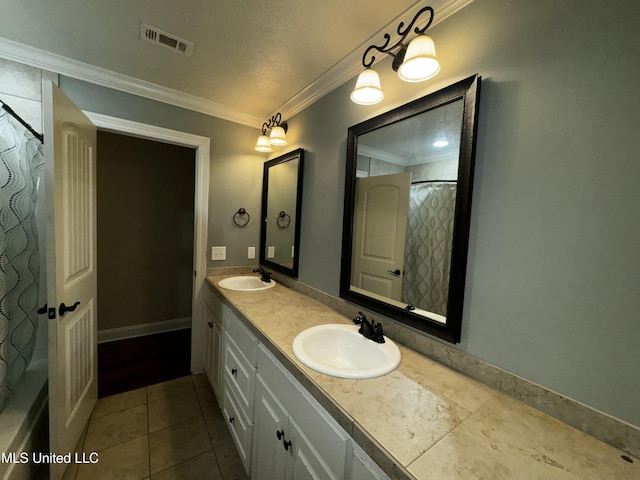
[403,182,456,316]
[0,110,44,414]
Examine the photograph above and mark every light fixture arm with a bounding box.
[361,5,435,70]
[261,112,288,135]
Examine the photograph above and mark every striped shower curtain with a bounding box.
[402,182,456,317]
[0,110,44,414]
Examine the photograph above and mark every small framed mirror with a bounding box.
[340,75,480,343]
[260,148,304,277]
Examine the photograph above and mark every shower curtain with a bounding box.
[403,182,456,316]
[0,110,44,414]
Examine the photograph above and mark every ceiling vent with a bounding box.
[141,23,193,57]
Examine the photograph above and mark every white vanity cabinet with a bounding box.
[203,284,223,400]
[253,344,349,480]
[221,305,258,475]
[208,282,392,480]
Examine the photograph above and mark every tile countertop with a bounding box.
[206,276,637,480]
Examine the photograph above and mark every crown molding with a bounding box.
[0,0,472,126]
[0,37,262,127]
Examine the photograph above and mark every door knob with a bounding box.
[37,304,48,314]
[59,301,80,317]
[387,269,401,276]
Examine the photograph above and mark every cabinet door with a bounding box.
[211,317,223,400]
[252,376,288,480]
[349,443,390,480]
[288,416,338,480]
[203,304,215,381]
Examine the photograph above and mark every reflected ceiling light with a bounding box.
[433,140,449,147]
[351,5,441,105]
[255,112,288,152]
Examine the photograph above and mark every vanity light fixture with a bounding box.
[255,112,288,152]
[351,5,440,105]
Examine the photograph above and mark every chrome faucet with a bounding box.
[352,312,385,343]
[253,268,272,283]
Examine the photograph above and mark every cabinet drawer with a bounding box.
[224,306,257,364]
[222,380,252,474]
[204,282,223,320]
[223,333,255,414]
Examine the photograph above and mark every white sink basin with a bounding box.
[218,276,276,292]
[292,324,400,379]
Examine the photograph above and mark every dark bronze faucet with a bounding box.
[352,312,385,343]
[253,268,272,283]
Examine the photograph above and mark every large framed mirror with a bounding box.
[340,75,480,343]
[260,148,304,277]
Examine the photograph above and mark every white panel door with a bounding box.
[288,416,337,480]
[43,81,97,480]
[252,376,288,480]
[351,173,410,300]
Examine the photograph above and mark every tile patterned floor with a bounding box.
[62,375,249,480]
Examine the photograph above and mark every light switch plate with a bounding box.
[248,247,255,259]
[211,246,226,261]
[267,246,275,258]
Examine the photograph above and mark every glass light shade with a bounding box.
[397,35,440,82]
[350,68,384,105]
[269,126,288,146]
[255,134,273,152]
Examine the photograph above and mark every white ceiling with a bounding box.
[0,0,470,127]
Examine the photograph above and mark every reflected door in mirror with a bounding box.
[351,173,410,301]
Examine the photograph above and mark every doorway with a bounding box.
[96,131,195,396]
[85,111,211,393]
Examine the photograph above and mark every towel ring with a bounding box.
[276,210,291,228]
[233,208,250,227]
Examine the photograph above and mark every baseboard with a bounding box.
[97,317,192,344]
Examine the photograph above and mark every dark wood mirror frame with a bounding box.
[260,148,305,278]
[340,75,480,343]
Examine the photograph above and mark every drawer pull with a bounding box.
[276,430,292,451]
[231,368,237,376]
[229,416,235,424]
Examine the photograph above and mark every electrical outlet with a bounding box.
[211,246,226,261]
[248,247,255,259]
[267,246,275,258]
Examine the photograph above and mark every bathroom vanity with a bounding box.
[204,275,636,480]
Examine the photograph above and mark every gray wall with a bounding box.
[59,0,640,428]
[97,131,195,330]
[291,0,640,427]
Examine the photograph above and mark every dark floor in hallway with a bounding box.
[98,329,192,398]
